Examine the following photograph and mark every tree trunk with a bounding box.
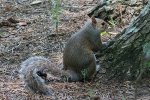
[103,1,150,80]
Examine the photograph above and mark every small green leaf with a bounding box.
[50,0,62,32]
[101,31,108,36]
[0,32,4,37]
[108,17,116,27]
[122,96,126,100]
[87,89,95,97]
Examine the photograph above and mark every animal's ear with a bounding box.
[91,16,97,26]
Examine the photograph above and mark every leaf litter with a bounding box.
[0,0,149,99]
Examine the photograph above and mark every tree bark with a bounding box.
[87,0,113,21]
[102,1,150,80]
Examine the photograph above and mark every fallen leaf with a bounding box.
[30,0,43,5]
[17,21,27,26]
[7,17,19,23]
[27,28,33,33]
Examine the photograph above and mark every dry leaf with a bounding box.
[17,21,27,26]
[30,0,43,5]
[27,28,33,33]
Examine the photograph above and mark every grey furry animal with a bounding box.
[19,56,55,95]
[63,17,106,81]
[19,56,80,95]
[19,17,106,95]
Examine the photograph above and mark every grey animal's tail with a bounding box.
[19,56,53,96]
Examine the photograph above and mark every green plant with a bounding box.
[136,42,150,82]
[0,32,4,37]
[81,68,88,82]
[101,31,108,36]
[108,17,116,27]
[50,0,62,33]
[121,96,126,100]
[87,89,95,97]
[143,42,150,68]
[144,61,150,67]
[61,75,69,82]
[143,42,150,56]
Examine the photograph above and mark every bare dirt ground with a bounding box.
[0,0,150,100]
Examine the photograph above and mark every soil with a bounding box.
[0,0,150,100]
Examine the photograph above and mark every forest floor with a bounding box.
[0,0,150,100]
